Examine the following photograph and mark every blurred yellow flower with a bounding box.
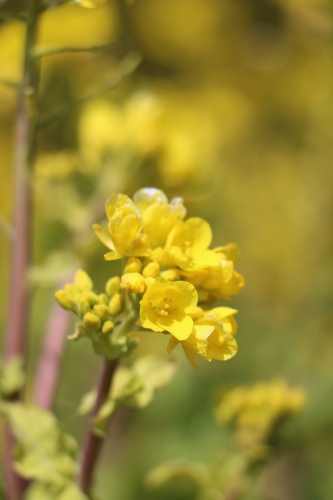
[133,188,186,247]
[140,278,198,340]
[214,378,307,448]
[168,316,238,368]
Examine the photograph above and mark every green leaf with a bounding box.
[93,354,177,435]
[77,389,97,416]
[26,480,88,500]
[2,403,78,485]
[0,356,25,397]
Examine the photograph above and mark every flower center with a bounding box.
[149,296,176,317]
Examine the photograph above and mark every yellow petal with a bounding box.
[93,224,114,250]
[156,313,193,340]
[104,251,121,261]
[167,336,179,354]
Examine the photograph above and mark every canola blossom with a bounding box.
[56,188,245,367]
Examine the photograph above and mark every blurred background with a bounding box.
[1,0,333,498]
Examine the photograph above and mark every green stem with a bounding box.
[3,0,41,498]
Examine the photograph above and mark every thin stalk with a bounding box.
[33,41,118,58]
[78,310,136,496]
[3,0,41,498]
[37,52,141,128]
[78,359,119,496]
[32,272,75,409]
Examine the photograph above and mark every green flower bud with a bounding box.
[102,320,114,334]
[105,276,120,297]
[98,293,109,305]
[93,304,112,320]
[55,290,75,311]
[84,312,101,331]
[78,297,91,316]
[109,293,124,317]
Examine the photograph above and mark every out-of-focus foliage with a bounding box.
[1,403,88,500]
[1,0,333,498]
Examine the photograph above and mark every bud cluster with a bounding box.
[55,271,137,359]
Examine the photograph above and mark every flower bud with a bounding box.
[120,273,146,294]
[124,257,142,274]
[142,262,160,279]
[84,312,101,331]
[64,283,81,300]
[55,290,75,311]
[189,306,204,321]
[80,291,99,305]
[74,269,93,291]
[77,297,91,316]
[102,320,114,334]
[93,304,112,320]
[105,276,120,297]
[98,293,109,305]
[109,293,124,317]
[160,268,180,282]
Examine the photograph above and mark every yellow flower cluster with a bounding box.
[214,378,307,448]
[93,188,244,368]
[55,270,137,358]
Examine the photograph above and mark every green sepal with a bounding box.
[91,332,139,360]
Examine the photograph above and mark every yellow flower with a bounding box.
[204,307,238,335]
[93,193,149,260]
[168,316,238,369]
[161,217,220,271]
[133,188,186,247]
[140,278,198,340]
[182,245,244,299]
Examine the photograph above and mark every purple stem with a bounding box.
[78,359,118,496]
[3,1,40,498]
[32,273,75,409]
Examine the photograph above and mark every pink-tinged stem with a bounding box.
[78,359,119,495]
[3,1,40,498]
[33,273,75,409]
